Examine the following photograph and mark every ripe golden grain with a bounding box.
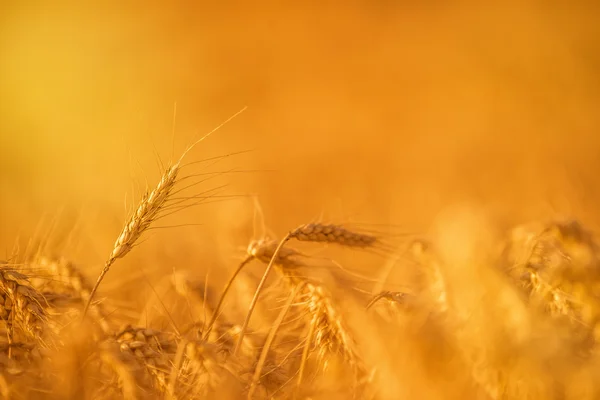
[38,256,111,334]
[0,266,47,340]
[83,107,247,319]
[84,164,180,319]
[9,143,600,399]
[6,217,600,399]
[235,223,382,356]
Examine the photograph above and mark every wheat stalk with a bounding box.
[229,224,371,394]
[204,238,311,340]
[297,311,316,390]
[234,234,292,355]
[247,283,301,399]
[248,238,311,267]
[83,165,179,320]
[83,107,247,319]
[202,255,254,341]
[234,223,380,355]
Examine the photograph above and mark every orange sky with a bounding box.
[1,2,600,265]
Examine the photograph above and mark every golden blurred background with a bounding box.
[1,1,600,280]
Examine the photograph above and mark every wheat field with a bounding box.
[2,1,600,399]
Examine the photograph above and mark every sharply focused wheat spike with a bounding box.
[82,158,181,321]
[83,107,247,319]
[5,4,600,399]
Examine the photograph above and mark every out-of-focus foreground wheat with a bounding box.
[1,1,600,399]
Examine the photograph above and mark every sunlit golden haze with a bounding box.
[1,1,600,399]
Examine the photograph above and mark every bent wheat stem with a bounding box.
[203,255,254,340]
[248,284,300,399]
[234,232,292,355]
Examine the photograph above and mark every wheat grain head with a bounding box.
[83,107,247,319]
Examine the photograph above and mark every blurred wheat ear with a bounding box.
[82,107,247,320]
[234,223,382,354]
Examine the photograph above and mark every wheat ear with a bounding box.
[0,267,47,340]
[83,107,247,319]
[290,223,379,248]
[235,223,380,354]
[297,278,364,373]
[115,325,177,395]
[83,164,179,319]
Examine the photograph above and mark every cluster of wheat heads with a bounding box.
[6,128,600,398]
[6,206,600,399]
